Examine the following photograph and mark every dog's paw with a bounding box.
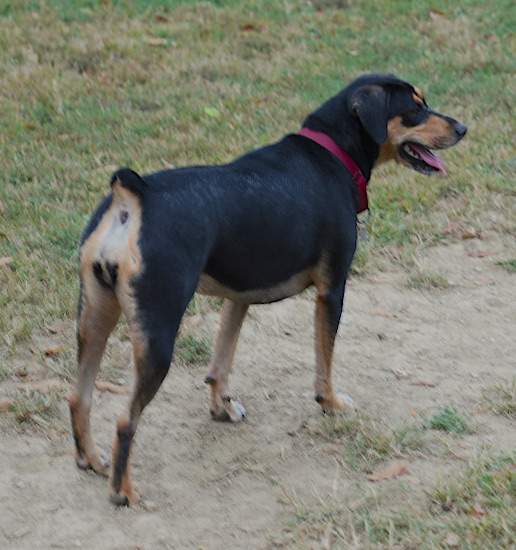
[317,392,355,414]
[210,399,246,423]
[76,446,110,477]
[109,484,140,507]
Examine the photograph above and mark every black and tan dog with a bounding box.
[69,73,466,505]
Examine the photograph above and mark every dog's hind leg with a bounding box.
[313,286,353,414]
[109,278,196,505]
[205,299,248,422]
[69,281,121,476]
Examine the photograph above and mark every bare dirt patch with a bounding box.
[1,236,515,549]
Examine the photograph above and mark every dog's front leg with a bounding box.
[313,287,353,414]
[205,299,248,422]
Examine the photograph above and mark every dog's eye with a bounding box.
[403,108,425,126]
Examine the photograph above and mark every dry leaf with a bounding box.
[411,380,437,388]
[372,310,397,318]
[0,256,13,267]
[240,24,257,31]
[145,37,171,47]
[444,532,460,546]
[467,250,495,258]
[410,410,419,418]
[94,380,132,394]
[441,223,461,236]
[469,502,486,518]
[0,399,13,413]
[469,405,492,415]
[44,344,66,357]
[429,9,446,21]
[367,462,408,482]
[462,231,481,240]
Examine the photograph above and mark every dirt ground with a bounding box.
[1,235,515,549]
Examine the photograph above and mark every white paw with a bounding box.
[337,392,356,411]
[228,400,246,422]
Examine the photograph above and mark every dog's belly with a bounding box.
[198,269,313,304]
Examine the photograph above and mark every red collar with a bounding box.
[299,127,369,213]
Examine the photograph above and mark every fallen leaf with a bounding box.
[441,223,461,236]
[240,23,257,31]
[145,37,172,47]
[429,9,446,21]
[0,231,7,239]
[444,532,460,546]
[410,410,419,418]
[44,345,66,357]
[203,106,221,119]
[94,380,132,394]
[23,122,37,131]
[411,380,438,388]
[469,502,486,518]
[0,256,13,266]
[0,399,13,413]
[367,462,408,482]
[468,250,495,258]
[372,310,397,318]
[391,367,409,379]
[462,231,481,240]
[155,14,172,23]
[469,405,492,414]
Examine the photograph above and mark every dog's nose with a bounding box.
[454,121,467,138]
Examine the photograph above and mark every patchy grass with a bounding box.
[497,259,516,273]
[317,413,429,471]
[176,335,212,365]
[423,406,473,435]
[287,455,516,548]
[484,378,516,418]
[8,388,62,425]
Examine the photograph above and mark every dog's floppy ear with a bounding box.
[350,85,389,145]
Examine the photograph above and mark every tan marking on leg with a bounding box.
[70,274,121,475]
[110,413,140,506]
[313,294,350,413]
[206,300,249,421]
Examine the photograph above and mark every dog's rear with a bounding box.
[70,171,150,503]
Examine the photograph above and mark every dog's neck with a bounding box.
[299,127,369,213]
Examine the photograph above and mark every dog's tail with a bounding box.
[79,168,145,295]
[110,167,147,200]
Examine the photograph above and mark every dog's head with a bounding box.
[348,74,467,175]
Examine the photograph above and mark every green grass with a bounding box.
[423,406,472,434]
[1,0,514,348]
[317,413,429,471]
[176,335,212,365]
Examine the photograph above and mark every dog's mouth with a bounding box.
[399,142,447,176]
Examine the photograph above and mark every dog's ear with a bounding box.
[350,86,389,145]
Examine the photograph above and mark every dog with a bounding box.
[69,73,466,505]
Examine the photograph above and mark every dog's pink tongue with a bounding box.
[410,144,447,175]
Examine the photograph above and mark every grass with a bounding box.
[423,406,472,435]
[484,378,516,418]
[0,0,514,545]
[290,413,513,548]
[317,413,429,470]
[176,335,212,365]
